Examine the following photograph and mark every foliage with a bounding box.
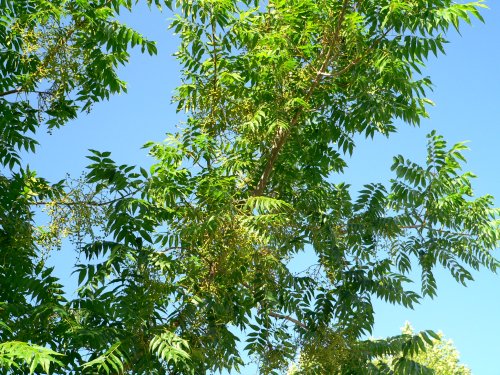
[289,326,444,374]
[0,0,157,168]
[289,323,471,374]
[371,323,472,375]
[0,0,498,374]
[0,0,157,373]
[0,338,64,374]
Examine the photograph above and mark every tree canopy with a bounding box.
[377,323,472,375]
[0,0,498,374]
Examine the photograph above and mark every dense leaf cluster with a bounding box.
[369,323,471,375]
[0,0,156,167]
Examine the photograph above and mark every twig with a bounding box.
[0,88,22,97]
[268,311,308,330]
[33,188,141,207]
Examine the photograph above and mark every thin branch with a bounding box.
[400,225,423,230]
[0,88,22,97]
[158,246,183,254]
[240,280,309,330]
[316,23,394,81]
[0,88,55,98]
[253,21,394,197]
[400,224,473,238]
[268,311,308,330]
[32,188,141,207]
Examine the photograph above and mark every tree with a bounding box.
[1,0,498,374]
[288,323,472,374]
[287,323,471,375]
[371,323,472,375]
[0,0,158,167]
[0,0,157,371]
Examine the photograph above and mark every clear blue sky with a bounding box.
[26,2,500,373]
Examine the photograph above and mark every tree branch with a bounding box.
[252,0,350,196]
[32,188,141,207]
[0,88,22,97]
[0,88,54,98]
[252,7,396,197]
[241,280,309,330]
[268,311,308,330]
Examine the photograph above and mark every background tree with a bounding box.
[288,323,471,374]
[0,0,498,374]
[373,323,472,375]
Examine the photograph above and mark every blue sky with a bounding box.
[27,2,500,373]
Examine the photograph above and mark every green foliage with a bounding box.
[291,323,471,374]
[0,339,64,374]
[0,0,158,372]
[150,331,192,370]
[81,342,126,374]
[290,327,442,374]
[0,0,157,168]
[372,323,472,375]
[1,0,498,374]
